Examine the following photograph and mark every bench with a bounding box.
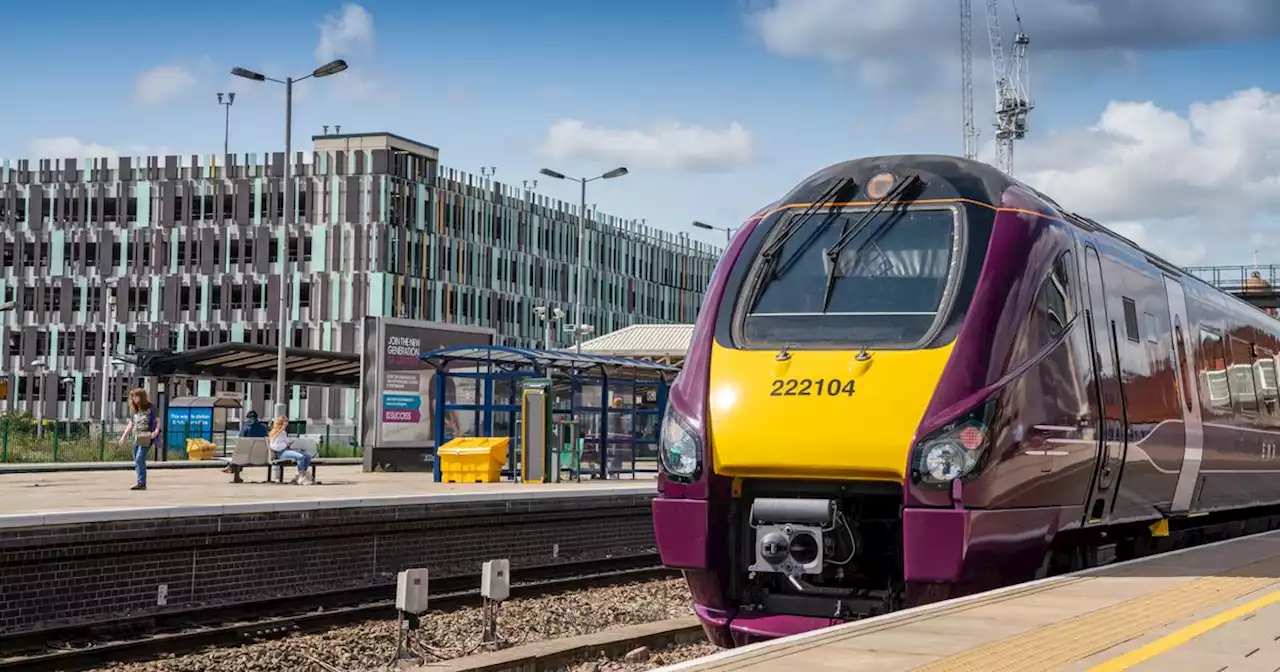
[227,437,321,484]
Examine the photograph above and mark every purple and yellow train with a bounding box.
[653,155,1280,646]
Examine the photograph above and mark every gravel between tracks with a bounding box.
[561,641,720,671]
[93,578,692,672]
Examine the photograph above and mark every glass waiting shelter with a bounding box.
[418,345,679,482]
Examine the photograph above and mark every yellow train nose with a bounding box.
[707,343,955,481]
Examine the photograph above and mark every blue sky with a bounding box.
[4,0,1280,266]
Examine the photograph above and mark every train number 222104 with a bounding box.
[769,378,856,397]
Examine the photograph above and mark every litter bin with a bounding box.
[438,437,510,483]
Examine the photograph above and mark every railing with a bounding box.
[1184,265,1280,294]
[0,413,359,464]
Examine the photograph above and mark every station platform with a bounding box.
[661,530,1280,671]
[0,467,657,640]
[0,463,653,522]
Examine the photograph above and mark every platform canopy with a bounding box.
[419,345,678,381]
[135,342,360,387]
[575,323,693,365]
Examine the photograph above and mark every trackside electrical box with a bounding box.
[396,568,430,615]
[481,559,510,602]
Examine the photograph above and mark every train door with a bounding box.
[1165,277,1203,513]
[1080,245,1127,524]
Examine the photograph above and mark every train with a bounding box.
[652,154,1280,647]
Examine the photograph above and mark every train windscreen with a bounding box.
[739,207,960,349]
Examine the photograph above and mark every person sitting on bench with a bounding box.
[225,410,268,477]
[268,415,313,485]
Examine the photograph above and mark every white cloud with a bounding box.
[29,137,120,159]
[745,0,1280,88]
[1014,88,1280,265]
[316,3,375,63]
[537,120,757,173]
[312,4,391,103]
[134,64,197,106]
[26,137,178,160]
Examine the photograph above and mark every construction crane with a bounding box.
[960,0,1032,175]
[960,0,977,160]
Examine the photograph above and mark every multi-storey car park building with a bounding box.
[0,132,719,428]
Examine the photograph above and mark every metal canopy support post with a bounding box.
[157,377,170,462]
[599,368,609,480]
[432,370,445,482]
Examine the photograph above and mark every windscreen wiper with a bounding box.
[819,174,922,312]
[760,177,855,268]
[745,177,856,311]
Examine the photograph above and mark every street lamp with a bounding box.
[216,92,236,157]
[232,59,348,418]
[0,300,14,312]
[692,220,737,245]
[538,166,628,353]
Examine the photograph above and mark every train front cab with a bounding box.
[655,175,1016,645]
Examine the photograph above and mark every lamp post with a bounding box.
[692,220,737,245]
[216,92,236,157]
[538,166,628,353]
[29,358,46,439]
[232,59,348,418]
[101,289,116,424]
[0,301,12,413]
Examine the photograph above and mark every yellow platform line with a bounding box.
[679,578,1091,671]
[1087,588,1280,671]
[909,553,1280,672]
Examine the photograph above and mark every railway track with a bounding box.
[0,554,675,672]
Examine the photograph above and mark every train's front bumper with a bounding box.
[654,497,983,642]
[655,496,971,577]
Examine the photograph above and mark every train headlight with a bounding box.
[659,408,702,481]
[912,420,988,487]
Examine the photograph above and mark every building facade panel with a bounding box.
[0,133,719,427]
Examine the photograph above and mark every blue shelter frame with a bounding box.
[418,345,678,482]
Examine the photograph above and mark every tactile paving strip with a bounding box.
[910,554,1280,672]
[680,577,1093,671]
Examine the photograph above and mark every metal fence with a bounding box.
[0,411,359,464]
[1184,265,1280,294]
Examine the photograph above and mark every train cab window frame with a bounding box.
[1121,298,1140,343]
[732,204,967,351]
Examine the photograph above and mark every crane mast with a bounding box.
[987,0,1031,175]
[960,0,977,160]
[960,0,1032,174]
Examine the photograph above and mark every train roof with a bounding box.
[778,154,1274,325]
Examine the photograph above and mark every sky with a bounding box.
[3,0,1280,267]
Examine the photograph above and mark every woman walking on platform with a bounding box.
[119,388,160,491]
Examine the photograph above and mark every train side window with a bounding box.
[1229,336,1259,414]
[1198,329,1231,413]
[1121,298,1140,342]
[1255,348,1279,418]
[1038,250,1076,339]
[1143,312,1159,344]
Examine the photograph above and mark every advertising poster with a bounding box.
[364,318,496,453]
